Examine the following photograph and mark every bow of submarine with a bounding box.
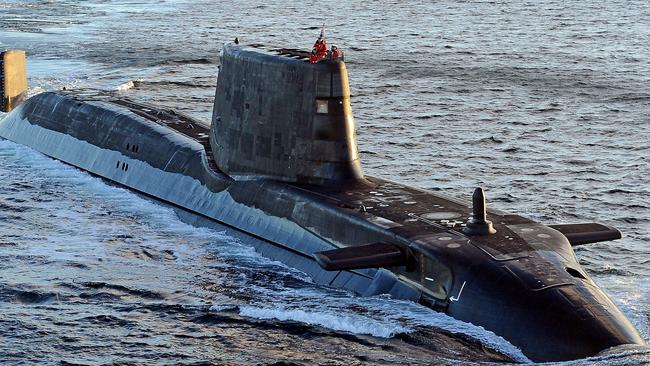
[294,178,644,362]
[442,249,642,362]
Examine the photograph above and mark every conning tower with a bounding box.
[210,43,364,185]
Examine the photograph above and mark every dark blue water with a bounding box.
[1,1,649,364]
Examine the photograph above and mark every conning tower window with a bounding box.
[315,99,328,114]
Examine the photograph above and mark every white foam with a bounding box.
[115,78,144,91]
[389,304,531,363]
[237,286,530,363]
[240,305,410,338]
[604,278,650,341]
[27,86,45,98]
[209,304,238,312]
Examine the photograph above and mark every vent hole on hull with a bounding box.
[566,267,586,280]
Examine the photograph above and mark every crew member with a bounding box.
[330,44,344,61]
[308,28,330,64]
[313,29,328,58]
[309,48,319,64]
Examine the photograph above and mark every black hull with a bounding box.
[0,92,421,299]
[0,91,644,362]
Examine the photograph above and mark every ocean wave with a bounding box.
[160,58,215,65]
[79,281,166,300]
[233,286,530,363]
[0,285,64,304]
[239,305,410,338]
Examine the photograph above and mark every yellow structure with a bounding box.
[1,50,28,113]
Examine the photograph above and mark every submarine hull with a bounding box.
[0,91,420,299]
[0,90,644,362]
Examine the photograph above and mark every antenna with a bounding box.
[463,187,496,236]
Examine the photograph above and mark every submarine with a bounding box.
[0,45,645,362]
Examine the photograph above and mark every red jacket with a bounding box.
[314,40,328,58]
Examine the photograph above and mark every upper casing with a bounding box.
[210,43,364,185]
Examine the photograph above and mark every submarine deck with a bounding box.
[63,91,542,247]
[58,90,578,291]
[63,90,223,174]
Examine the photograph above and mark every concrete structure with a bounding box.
[0,50,28,113]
